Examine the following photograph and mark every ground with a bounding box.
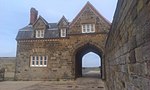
[0,78,105,90]
[0,68,106,90]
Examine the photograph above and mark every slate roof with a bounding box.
[16,30,33,40]
[19,25,33,31]
[45,29,59,38]
[49,23,58,29]
[16,23,60,40]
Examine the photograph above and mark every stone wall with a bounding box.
[0,57,16,80]
[15,33,107,80]
[105,0,150,90]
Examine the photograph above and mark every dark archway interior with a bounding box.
[75,43,102,78]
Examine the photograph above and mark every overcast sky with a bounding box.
[0,0,118,66]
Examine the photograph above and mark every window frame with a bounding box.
[82,24,95,33]
[35,30,44,38]
[60,28,66,37]
[30,56,48,67]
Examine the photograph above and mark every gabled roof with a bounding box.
[57,16,69,26]
[70,1,111,27]
[33,15,49,27]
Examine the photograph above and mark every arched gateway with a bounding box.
[73,43,104,79]
[15,2,110,80]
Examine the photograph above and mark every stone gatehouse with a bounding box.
[15,2,110,80]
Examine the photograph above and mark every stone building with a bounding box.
[15,2,110,80]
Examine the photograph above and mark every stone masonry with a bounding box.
[0,57,16,80]
[15,2,110,81]
[105,0,150,90]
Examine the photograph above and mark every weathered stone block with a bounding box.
[146,60,150,76]
[137,0,144,13]
[128,36,137,51]
[129,50,136,64]
[51,57,56,60]
[135,46,143,62]
[142,42,150,61]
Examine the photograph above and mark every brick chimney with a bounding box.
[29,8,38,25]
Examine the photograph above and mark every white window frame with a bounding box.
[36,30,44,38]
[61,28,66,37]
[82,24,95,33]
[30,56,48,67]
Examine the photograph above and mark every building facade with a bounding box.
[15,2,110,80]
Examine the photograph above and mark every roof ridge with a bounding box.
[70,1,111,27]
[57,15,68,26]
[87,2,111,24]
[32,15,49,27]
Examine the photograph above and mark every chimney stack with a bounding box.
[29,8,38,25]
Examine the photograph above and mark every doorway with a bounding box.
[74,43,103,79]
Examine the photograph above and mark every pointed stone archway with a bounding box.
[72,43,105,79]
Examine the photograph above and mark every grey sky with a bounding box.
[82,52,100,67]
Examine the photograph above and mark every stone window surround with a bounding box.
[30,56,48,67]
[35,30,44,38]
[60,28,66,37]
[82,24,95,33]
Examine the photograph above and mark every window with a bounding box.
[36,56,39,66]
[36,30,44,38]
[40,56,43,66]
[30,56,48,67]
[44,56,47,65]
[61,29,66,37]
[83,25,86,32]
[82,24,95,33]
[31,56,35,65]
[91,24,95,32]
